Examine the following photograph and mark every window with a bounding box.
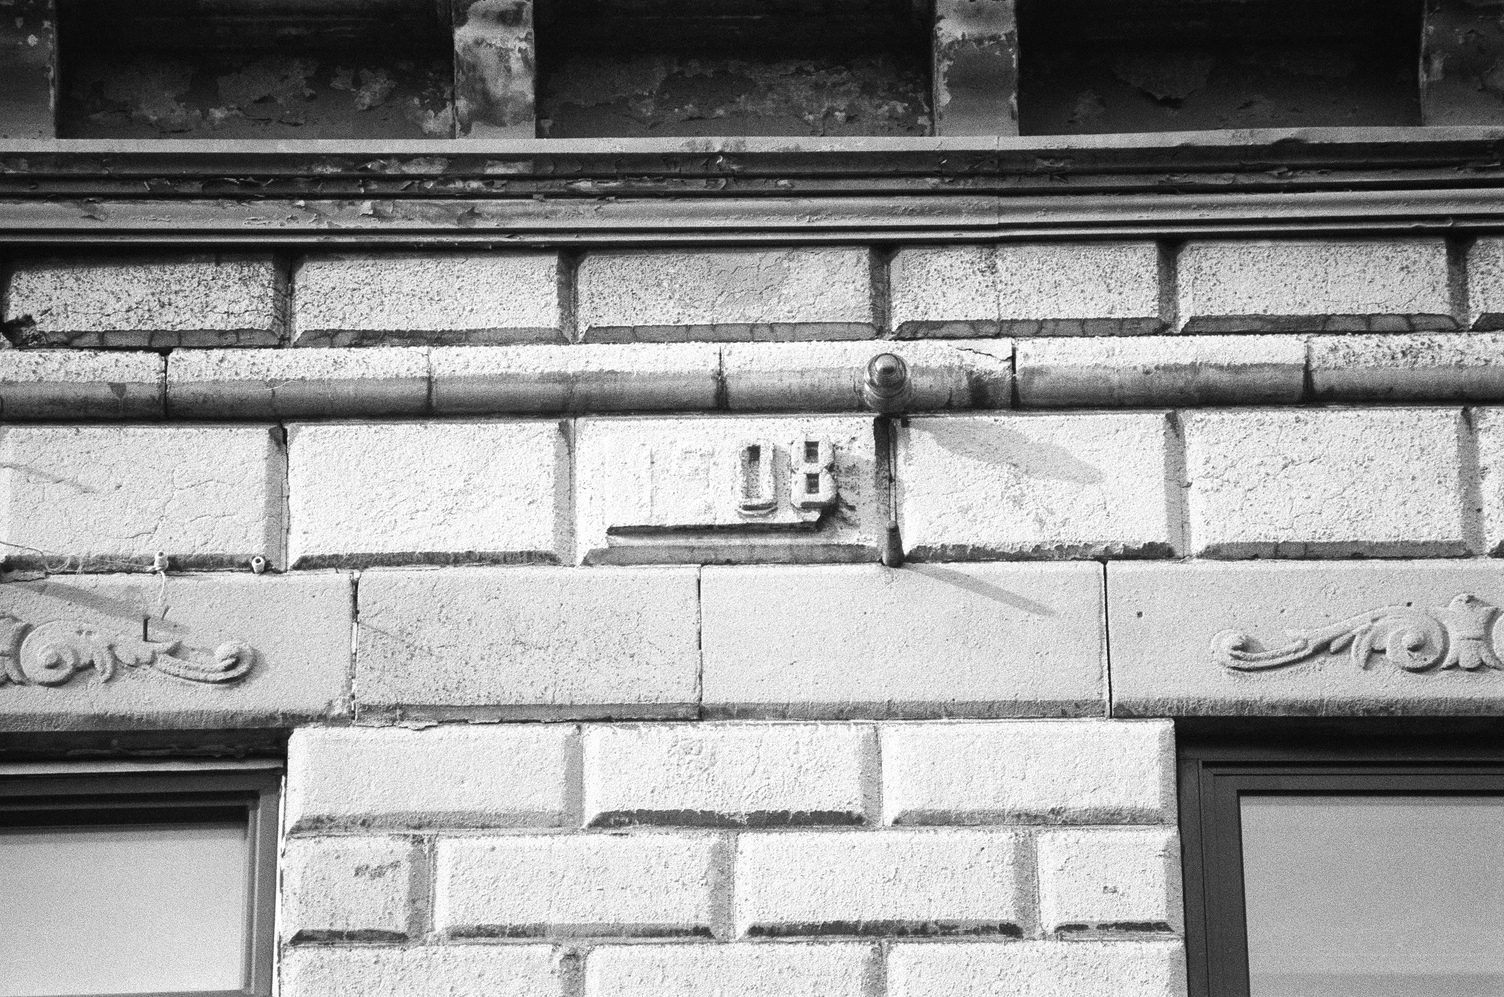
[0,763,280,997]
[1180,733,1504,997]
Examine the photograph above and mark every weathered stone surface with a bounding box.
[432,345,719,413]
[890,243,1160,338]
[168,348,428,418]
[585,942,879,997]
[0,350,164,420]
[286,420,566,569]
[1017,336,1303,407]
[1109,560,1504,716]
[886,940,1188,997]
[1182,408,1469,558]
[0,0,55,140]
[721,340,1013,411]
[574,416,886,565]
[293,253,559,346]
[453,0,536,138]
[880,720,1176,825]
[1467,237,1504,329]
[583,722,875,828]
[281,836,421,942]
[1178,240,1455,334]
[734,829,1025,937]
[355,566,700,721]
[3,255,285,348]
[0,572,352,729]
[1421,0,1504,126]
[897,413,1177,559]
[700,563,1104,718]
[577,250,874,342]
[1,425,285,572]
[436,833,727,938]
[1309,333,1504,401]
[932,0,1019,137]
[1473,406,1504,554]
[286,725,576,831]
[280,945,563,997]
[1036,828,1182,933]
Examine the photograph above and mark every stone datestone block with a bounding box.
[0,0,55,140]
[286,420,566,569]
[0,573,352,729]
[886,940,1188,997]
[734,829,1025,937]
[168,347,428,418]
[1182,407,1469,558]
[583,722,875,828]
[280,836,421,942]
[1016,336,1304,408]
[577,249,874,342]
[3,255,285,348]
[897,413,1177,559]
[293,253,560,345]
[880,720,1176,825]
[286,725,576,831]
[574,416,886,565]
[585,942,879,997]
[932,0,1018,136]
[701,563,1104,718]
[0,350,164,420]
[435,833,727,938]
[280,945,563,997]
[890,243,1161,338]
[355,566,700,721]
[1309,333,1504,401]
[0,425,286,572]
[432,344,719,414]
[1036,828,1183,933]
[1468,237,1504,329]
[1109,560,1504,716]
[453,0,536,138]
[1177,239,1455,334]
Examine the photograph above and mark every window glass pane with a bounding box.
[1241,795,1504,997]
[0,821,249,996]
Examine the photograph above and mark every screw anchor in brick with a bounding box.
[250,555,268,575]
[863,353,913,414]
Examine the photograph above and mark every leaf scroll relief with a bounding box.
[0,615,257,688]
[1212,593,1504,674]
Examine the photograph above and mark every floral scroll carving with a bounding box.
[1212,593,1504,674]
[0,615,256,688]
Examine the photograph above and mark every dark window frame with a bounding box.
[0,766,282,997]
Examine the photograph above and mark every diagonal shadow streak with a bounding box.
[906,564,1058,618]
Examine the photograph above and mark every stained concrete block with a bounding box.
[1108,560,1504,716]
[932,0,1019,137]
[280,945,564,997]
[0,0,55,140]
[3,255,285,348]
[887,940,1188,997]
[1036,828,1183,933]
[1182,407,1469,558]
[0,350,164,420]
[577,249,874,342]
[1309,333,1504,401]
[293,253,560,345]
[168,347,428,418]
[432,344,719,414]
[720,340,1013,411]
[1017,336,1304,407]
[700,563,1105,719]
[0,425,285,572]
[585,942,879,997]
[453,0,536,139]
[1178,239,1456,334]
[0,572,352,729]
[354,566,700,721]
[281,836,421,942]
[897,413,1177,559]
[286,420,566,569]
[1468,238,1504,329]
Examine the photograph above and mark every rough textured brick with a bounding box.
[293,253,560,345]
[281,836,421,942]
[1468,237,1504,329]
[0,425,285,572]
[1182,407,1469,558]
[897,413,1177,559]
[734,829,1025,937]
[1017,336,1304,407]
[280,945,564,997]
[881,720,1176,825]
[286,726,576,831]
[0,350,163,420]
[1309,333,1504,401]
[432,344,719,413]
[891,243,1161,338]
[436,833,726,938]
[887,940,1188,997]
[168,347,428,418]
[577,249,874,342]
[355,566,700,721]
[720,340,1013,411]
[1036,828,1183,932]
[583,722,875,827]
[586,942,878,997]
[286,420,566,569]
[1178,239,1455,333]
[701,563,1104,719]
[3,254,284,347]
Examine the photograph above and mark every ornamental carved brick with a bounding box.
[0,614,257,688]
